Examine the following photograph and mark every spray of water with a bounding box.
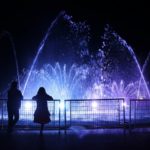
[22,11,66,94]
[114,33,150,98]
[0,31,20,88]
[20,14,149,100]
[137,51,150,98]
[129,49,150,98]
[142,51,150,73]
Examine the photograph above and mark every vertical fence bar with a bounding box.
[70,101,71,126]
[0,99,2,130]
[53,100,55,127]
[129,99,131,131]
[64,100,67,134]
[134,100,137,127]
[1,99,4,130]
[58,100,60,133]
[118,99,120,125]
[0,100,2,129]
[123,99,125,127]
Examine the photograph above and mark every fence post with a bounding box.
[118,99,120,125]
[64,100,67,134]
[70,101,72,126]
[134,100,137,127]
[129,99,131,132]
[58,100,60,133]
[1,99,4,130]
[53,100,55,127]
[123,99,125,126]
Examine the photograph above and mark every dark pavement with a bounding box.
[0,128,150,150]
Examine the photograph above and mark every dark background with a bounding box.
[0,0,150,90]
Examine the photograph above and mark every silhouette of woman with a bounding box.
[32,87,53,134]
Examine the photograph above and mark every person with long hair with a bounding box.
[32,87,53,134]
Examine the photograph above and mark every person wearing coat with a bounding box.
[7,81,23,132]
[32,87,53,134]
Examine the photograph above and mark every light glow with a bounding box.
[22,101,34,113]
[92,101,98,109]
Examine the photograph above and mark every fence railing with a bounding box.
[0,99,60,129]
[1,98,150,130]
[64,99,125,129]
[130,99,150,127]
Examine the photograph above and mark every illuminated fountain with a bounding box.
[21,11,91,99]
[1,12,150,125]
[20,13,149,100]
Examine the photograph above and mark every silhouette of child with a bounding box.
[32,87,53,134]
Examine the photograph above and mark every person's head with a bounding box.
[37,87,46,96]
[10,81,18,89]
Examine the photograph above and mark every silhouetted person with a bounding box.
[32,87,53,134]
[7,81,23,132]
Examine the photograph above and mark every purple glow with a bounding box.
[19,13,150,102]
[0,12,148,103]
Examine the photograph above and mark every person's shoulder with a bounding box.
[32,95,37,100]
[49,95,53,100]
[17,89,21,92]
[16,89,22,95]
[46,94,53,100]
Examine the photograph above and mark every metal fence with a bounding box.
[130,99,150,127]
[64,99,125,129]
[0,99,60,129]
[1,98,150,130]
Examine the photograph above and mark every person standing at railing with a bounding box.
[32,87,53,134]
[7,81,23,132]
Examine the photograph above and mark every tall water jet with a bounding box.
[137,51,150,98]
[120,41,150,98]
[0,31,20,88]
[142,51,150,74]
[20,14,149,100]
[22,11,66,94]
[100,24,150,98]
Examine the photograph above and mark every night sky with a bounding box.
[0,0,150,91]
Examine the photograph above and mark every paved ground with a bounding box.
[0,127,150,150]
